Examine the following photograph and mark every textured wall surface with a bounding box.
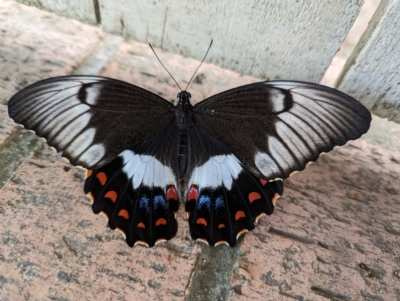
[17,0,97,24]
[338,0,400,123]
[17,0,363,83]
[1,1,399,301]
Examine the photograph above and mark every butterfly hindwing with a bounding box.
[185,152,284,246]
[194,80,372,180]
[7,76,175,169]
[85,147,179,247]
[184,125,284,246]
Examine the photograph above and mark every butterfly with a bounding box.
[7,63,371,248]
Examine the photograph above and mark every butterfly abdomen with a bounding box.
[177,127,189,195]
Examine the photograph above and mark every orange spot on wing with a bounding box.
[86,169,93,178]
[167,186,178,200]
[260,178,267,186]
[118,209,129,219]
[96,172,107,186]
[272,192,280,205]
[104,191,117,203]
[196,218,207,227]
[248,192,261,203]
[235,211,245,220]
[188,185,198,201]
[137,222,146,229]
[155,218,167,226]
[218,223,225,229]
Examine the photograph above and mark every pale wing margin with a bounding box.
[7,76,174,169]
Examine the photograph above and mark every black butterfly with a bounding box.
[7,74,371,247]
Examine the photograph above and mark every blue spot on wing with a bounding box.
[139,195,150,213]
[154,195,168,210]
[197,195,211,211]
[215,196,225,209]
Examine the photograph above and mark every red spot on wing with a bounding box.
[260,178,267,186]
[196,218,207,227]
[235,211,245,220]
[137,222,146,229]
[86,169,93,178]
[104,191,118,203]
[96,172,107,186]
[188,185,198,201]
[248,191,261,203]
[167,186,178,200]
[155,218,167,226]
[118,209,129,219]
[218,223,225,229]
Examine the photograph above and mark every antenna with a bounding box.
[149,43,182,91]
[185,39,213,91]
[149,39,213,92]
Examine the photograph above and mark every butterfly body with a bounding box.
[174,91,194,192]
[8,76,371,247]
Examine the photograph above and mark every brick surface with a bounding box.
[0,0,104,146]
[231,129,400,300]
[0,1,399,301]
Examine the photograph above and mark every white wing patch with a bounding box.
[68,128,96,157]
[119,150,175,189]
[189,154,243,189]
[79,144,105,166]
[254,152,280,179]
[84,84,101,105]
[268,89,286,113]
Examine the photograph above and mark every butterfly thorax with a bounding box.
[175,91,194,194]
[175,91,193,126]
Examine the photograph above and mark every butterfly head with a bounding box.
[177,91,192,105]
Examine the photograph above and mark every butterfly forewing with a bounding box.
[194,80,371,180]
[7,76,175,169]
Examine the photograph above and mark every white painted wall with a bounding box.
[17,0,363,83]
[17,0,400,123]
[338,0,400,123]
[18,0,97,24]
